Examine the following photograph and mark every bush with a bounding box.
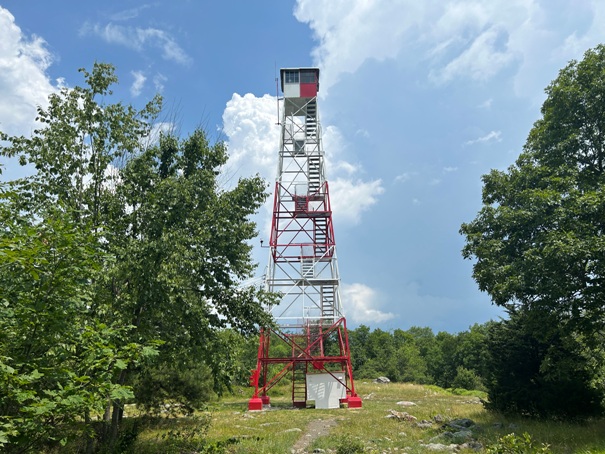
[135,360,214,416]
[486,432,552,453]
[335,434,365,454]
[452,366,484,391]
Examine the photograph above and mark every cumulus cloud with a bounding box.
[341,283,395,323]
[429,25,515,84]
[0,7,57,138]
[294,0,605,98]
[330,178,384,224]
[80,22,190,65]
[222,93,279,181]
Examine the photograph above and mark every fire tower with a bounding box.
[248,68,362,410]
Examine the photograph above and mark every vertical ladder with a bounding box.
[308,156,321,196]
[292,344,308,407]
[321,285,335,320]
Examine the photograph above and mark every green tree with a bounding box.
[0,196,150,452]
[428,331,459,388]
[0,63,274,450]
[461,44,605,339]
[484,311,604,417]
[348,325,371,372]
[461,44,605,416]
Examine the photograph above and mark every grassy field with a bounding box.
[132,381,605,453]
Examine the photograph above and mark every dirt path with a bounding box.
[291,418,337,453]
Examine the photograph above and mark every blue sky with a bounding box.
[2,1,605,333]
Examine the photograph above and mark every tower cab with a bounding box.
[280,68,320,98]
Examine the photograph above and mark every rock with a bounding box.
[284,428,303,433]
[374,376,391,384]
[444,418,475,430]
[415,420,433,429]
[312,449,326,453]
[430,432,454,443]
[387,410,417,421]
[364,392,376,399]
[433,414,446,423]
[396,401,417,407]
[421,442,458,452]
[449,430,474,444]
[460,441,483,451]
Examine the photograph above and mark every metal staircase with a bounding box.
[308,156,321,196]
[314,216,328,256]
[302,258,314,278]
[321,285,335,320]
[306,100,317,141]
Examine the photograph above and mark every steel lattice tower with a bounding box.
[248,68,362,410]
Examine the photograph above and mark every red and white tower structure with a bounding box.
[248,68,362,410]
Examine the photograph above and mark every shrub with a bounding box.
[452,366,484,391]
[486,432,552,454]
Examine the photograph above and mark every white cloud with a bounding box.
[295,0,422,93]
[341,283,395,323]
[222,93,279,181]
[355,128,370,138]
[80,22,190,65]
[464,130,502,146]
[0,7,57,138]
[395,172,414,183]
[130,70,146,97]
[294,0,605,98]
[429,25,515,84]
[330,178,384,225]
[110,5,152,21]
[443,166,458,173]
[153,73,167,92]
[478,98,493,109]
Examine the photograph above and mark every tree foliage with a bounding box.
[461,44,605,336]
[0,197,148,452]
[0,63,273,451]
[484,311,604,418]
[346,324,489,389]
[461,44,605,417]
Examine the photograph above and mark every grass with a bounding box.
[130,382,605,453]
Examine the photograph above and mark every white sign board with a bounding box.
[306,372,346,409]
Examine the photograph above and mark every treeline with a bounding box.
[347,324,488,391]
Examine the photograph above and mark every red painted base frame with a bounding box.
[248,317,362,411]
